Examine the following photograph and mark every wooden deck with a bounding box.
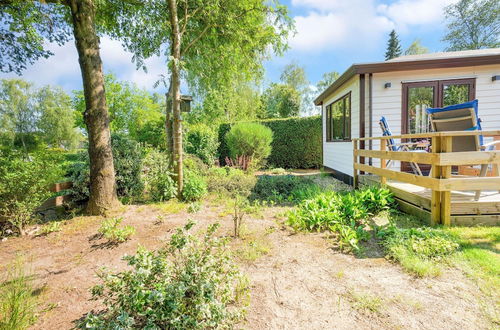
[353,130,500,226]
[360,175,500,226]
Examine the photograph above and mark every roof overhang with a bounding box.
[314,54,500,106]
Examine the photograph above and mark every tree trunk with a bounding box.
[68,0,120,214]
[167,0,183,195]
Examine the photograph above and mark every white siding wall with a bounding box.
[322,75,359,176]
[369,64,500,168]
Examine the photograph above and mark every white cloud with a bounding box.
[377,0,457,28]
[0,37,168,93]
[288,0,456,53]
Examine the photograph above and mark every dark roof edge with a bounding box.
[314,54,500,106]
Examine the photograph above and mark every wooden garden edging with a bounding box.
[353,130,500,226]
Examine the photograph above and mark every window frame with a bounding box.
[325,92,351,142]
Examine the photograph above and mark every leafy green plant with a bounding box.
[377,223,460,276]
[206,167,257,197]
[185,124,219,165]
[68,134,144,204]
[250,175,322,204]
[181,172,207,202]
[0,149,64,236]
[187,202,201,213]
[39,221,62,235]
[286,187,393,251]
[98,218,135,243]
[78,221,248,329]
[0,260,40,330]
[142,149,177,202]
[225,122,273,169]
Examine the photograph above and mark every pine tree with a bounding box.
[385,30,402,60]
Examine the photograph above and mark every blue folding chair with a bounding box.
[427,100,500,200]
[379,116,426,176]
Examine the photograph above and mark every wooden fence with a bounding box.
[353,130,500,226]
[38,181,73,211]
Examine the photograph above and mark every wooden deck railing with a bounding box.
[353,130,500,226]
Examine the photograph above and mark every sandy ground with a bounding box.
[0,201,490,330]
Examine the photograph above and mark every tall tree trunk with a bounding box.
[167,0,183,195]
[68,0,120,214]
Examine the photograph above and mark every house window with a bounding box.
[326,92,351,141]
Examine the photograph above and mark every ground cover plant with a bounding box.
[286,186,394,252]
[250,174,323,204]
[79,221,248,329]
[98,218,135,244]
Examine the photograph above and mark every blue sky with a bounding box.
[0,0,457,95]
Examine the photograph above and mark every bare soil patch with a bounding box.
[0,201,490,329]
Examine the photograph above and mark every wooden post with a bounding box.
[430,136,442,226]
[353,139,359,189]
[380,139,387,185]
[440,136,452,226]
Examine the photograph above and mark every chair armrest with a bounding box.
[480,140,500,150]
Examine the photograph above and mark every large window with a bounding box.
[326,92,351,142]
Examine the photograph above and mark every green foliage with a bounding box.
[181,172,208,202]
[0,260,39,330]
[73,74,166,148]
[287,187,394,251]
[316,71,340,93]
[225,122,273,168]
[206,167,257,197]
[404,39,429,55]
[385,29,402,60]
[0,79,81,151]
[261,83,301,118]
[79,221,248,329]
[68,134,144,204]
[142,149,177,202]
[443,0,500,51]
[250,175,321,204]
[0,1,71,74]
[185,124,219,165]
[218,116,322,169]
[377,223,460,276]
[98,218,135,244]
[0,149,64,236]
[39,221,62,235]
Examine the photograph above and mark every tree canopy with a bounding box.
[385,30,402,60]
[404,39,429,55]
[442,0,500,50]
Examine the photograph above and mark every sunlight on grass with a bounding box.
[0,260,41,330]
[150,200,186,214]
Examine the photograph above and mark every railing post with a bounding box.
[440,136,452,226]
[430,136,442,226]
[380,139,387,185]
[353,139,359,189]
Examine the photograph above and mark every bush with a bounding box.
[225,122,273,169]
[0,149,64,236]
[142,149,177,202]
[98,218,135,243]
[206,167,257,197]
[250,175,321,204]
[68,134,144,204]
[286,187,394,251]
[181,172,208,202]
[78,221,248,329]
[185,124,219,165]
[218,116,321,169]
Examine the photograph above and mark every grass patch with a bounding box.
[345,289,383,314]
[98,218,135,244]
[0,260,41,330]
[150,200,186,214]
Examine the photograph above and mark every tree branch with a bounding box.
[181,24,210,56]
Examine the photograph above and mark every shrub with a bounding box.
[185,124,219,165]
[377,224,459,276]
[0,149,64,236]
[78,221,248,329]
[206,167,257,197]
[250,175,321,204]
[286,187,394,251]
[181,172,208,202]
[225,122,273,169]
[68,134,144,204]
[142,149,177,202]
[98,218,135,243]
[218,116,321,169]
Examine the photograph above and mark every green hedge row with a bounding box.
[217,116,321,169]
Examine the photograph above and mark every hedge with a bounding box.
[218,116,321,169]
